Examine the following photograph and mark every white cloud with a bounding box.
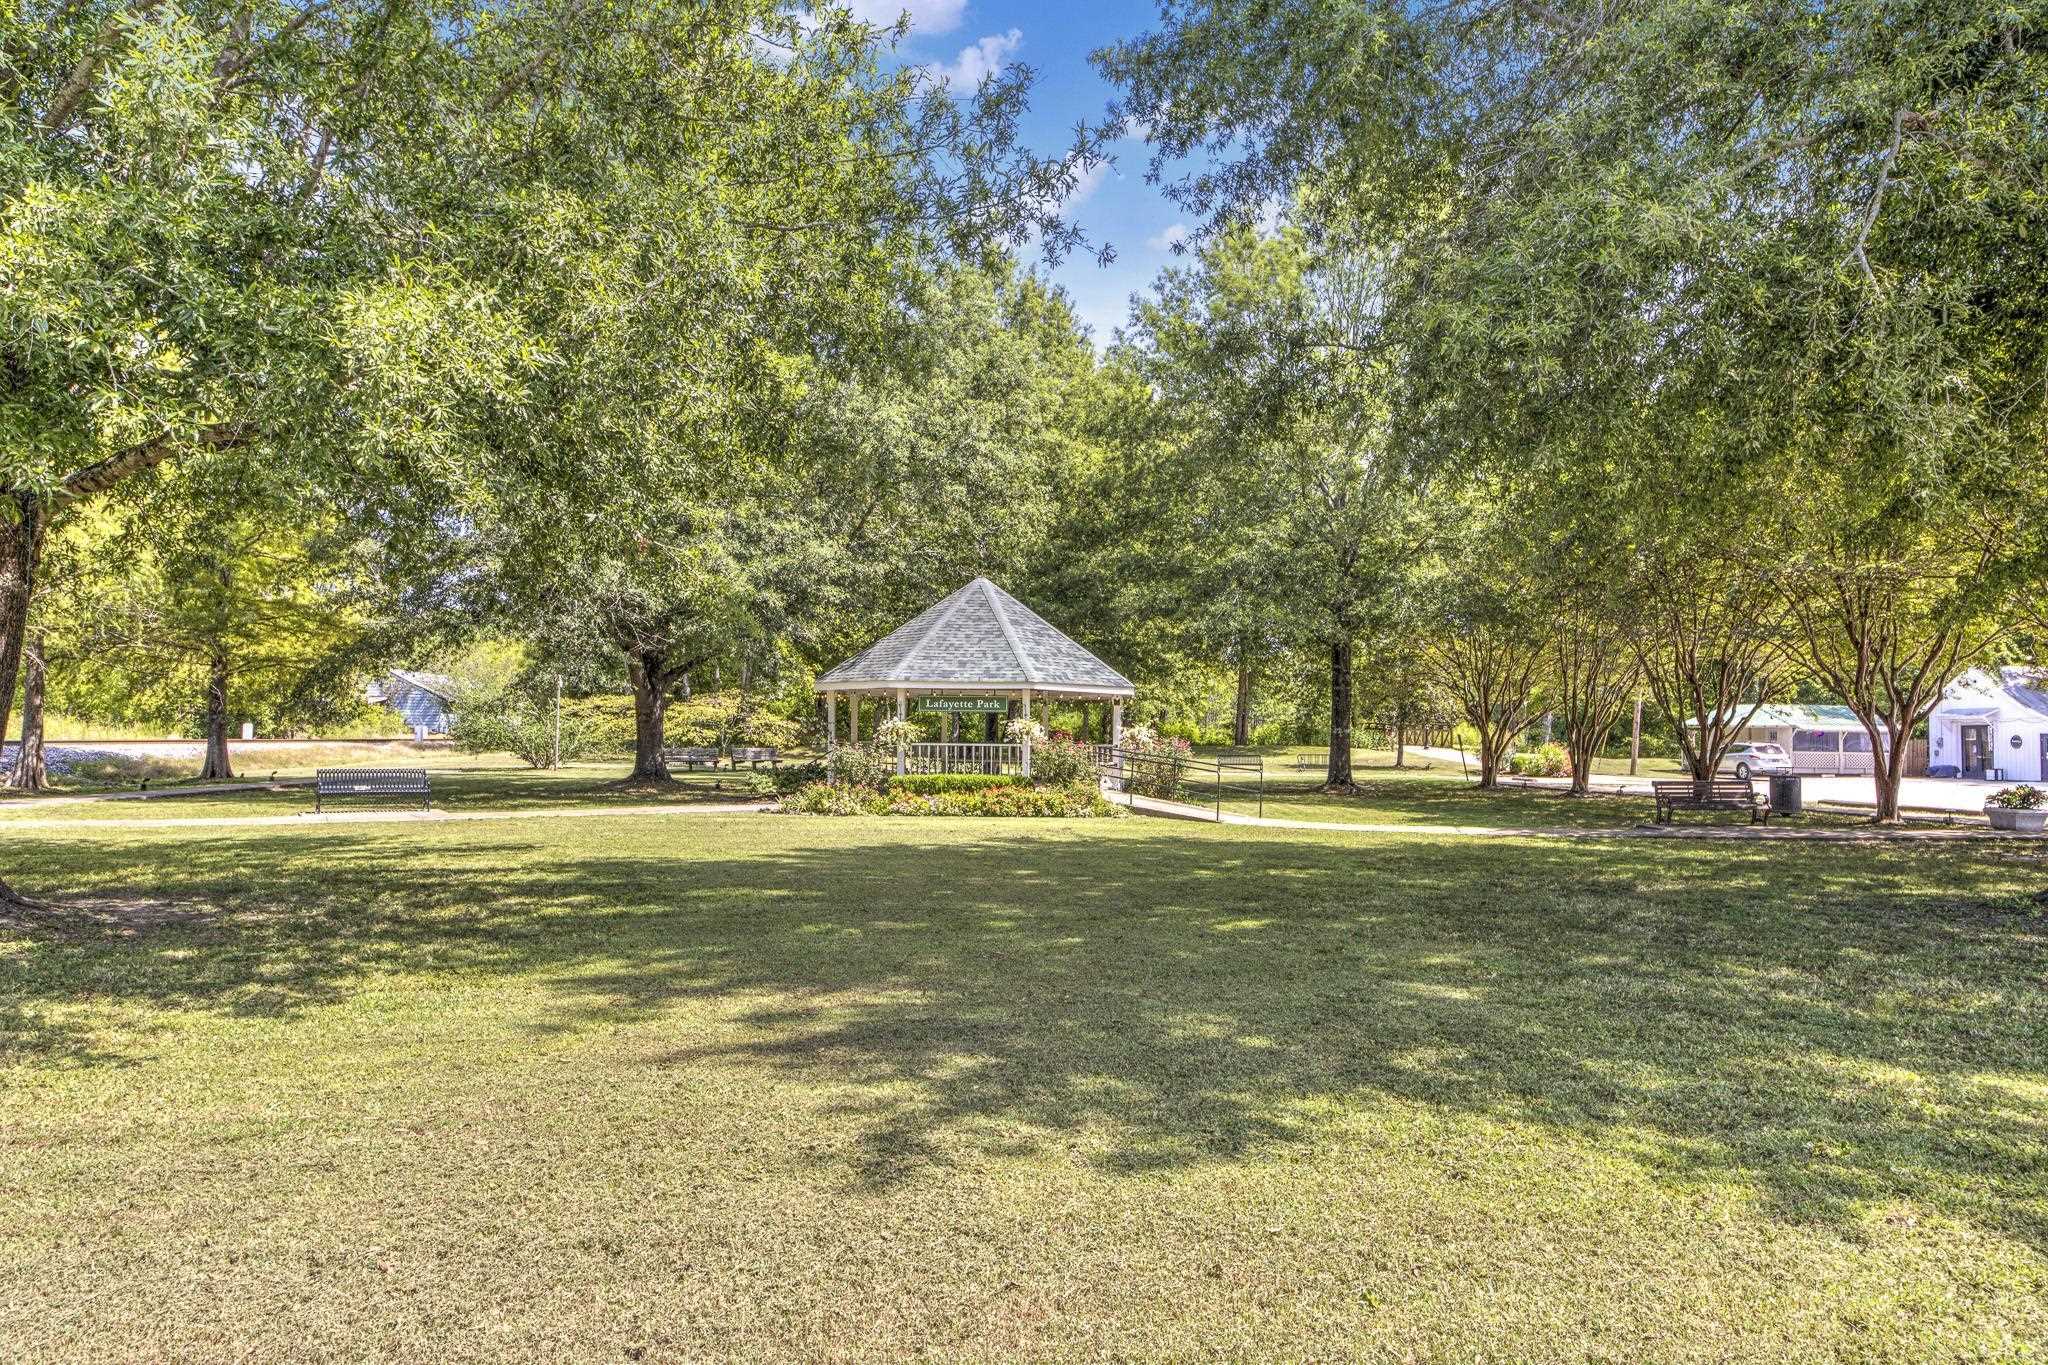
[927,28,1022,87]
[1062,160,1110,212]
[844,0,967,32]
[1146,222,1190,252]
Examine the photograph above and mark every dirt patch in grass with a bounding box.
[0,890,215,937]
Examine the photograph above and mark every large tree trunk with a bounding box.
[627,650,673,781]
[0,495,45,749]
[1392,699,1407,768]
[7,634,47,791]
[1232,656,1252,747]
[200,649,234,780]
[1325,638,1354,788]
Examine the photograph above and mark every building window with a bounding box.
[1841,732,1872,753]
[1793,730,1836,752]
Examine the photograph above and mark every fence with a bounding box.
[903,742,1025,775]
[1097,746,1265,819]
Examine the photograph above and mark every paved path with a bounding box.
[0,802,775,831]
[0,778,316,810]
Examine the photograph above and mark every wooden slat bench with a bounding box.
[1651,778,1769,825]
[663,747,723,771]
[729,746,781,770]
[314,767,431,813]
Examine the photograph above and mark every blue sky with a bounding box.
[846,0,1200,345]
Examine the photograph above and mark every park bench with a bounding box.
[1651,778,1769,825]
[663,747,724,771]
[729,746,781,770]
[314,767,431,813]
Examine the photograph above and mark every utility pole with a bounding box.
[552,673,563,769]
[1629,696,1643,776]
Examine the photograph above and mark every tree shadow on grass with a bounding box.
[5,821,2046,1249]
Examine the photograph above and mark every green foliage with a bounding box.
[825,743,895,790]
[669,693,802,751]
[450,684,602,770]
[1507,744,1569,779]
[782,780,1116,818]
[884,774,1027,795]
[1028,739,1097,790]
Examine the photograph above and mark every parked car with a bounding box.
[1717,742,1792,780]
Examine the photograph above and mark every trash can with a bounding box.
[1769,773,1804,816]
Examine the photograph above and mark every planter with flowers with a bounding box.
[1985,784,2048,832]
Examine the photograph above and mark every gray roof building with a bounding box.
[817,577,1134,699]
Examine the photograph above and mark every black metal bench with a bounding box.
[729,746,781,770]
[314,767,431,812]
[663,747,723,771]
[1651,778,1769,825]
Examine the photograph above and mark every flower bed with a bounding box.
[782,779,1116,818]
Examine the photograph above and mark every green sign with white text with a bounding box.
[917,697,1008,714]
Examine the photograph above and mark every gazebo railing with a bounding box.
[903,742,1024,775]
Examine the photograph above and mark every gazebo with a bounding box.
[817,577,1135,777]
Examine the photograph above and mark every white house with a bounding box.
[1706,704,1886,775]
[1928,666,2048,782]
[365,670,456,738]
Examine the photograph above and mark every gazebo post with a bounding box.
[1020,687,1033,778]
[850,694,860,745]
[895,688,907,775]
[825,692,837,752]
[1112,701,1123,746]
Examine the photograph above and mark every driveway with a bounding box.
[1410,748,2002,816]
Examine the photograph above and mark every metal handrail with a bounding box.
[1097,746,1264,818]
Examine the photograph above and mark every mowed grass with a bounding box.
[0,762,778,821]
[4,815,2046,1360]
[1197,753,1862,830]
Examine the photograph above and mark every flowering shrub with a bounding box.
[1118,726,1190,800]
[826,742,894,789]
[1029,737,1097,789]
[781,779,1117,817]
[887,784,1118,817]
[781,782,889,815]
[1006,717,1048,746]
[1988,784,2045,810]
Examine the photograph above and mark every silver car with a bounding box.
[1717,742,1792,780]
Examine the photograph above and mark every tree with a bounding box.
[1418,517,1550,790]
[1119,225,1420,789]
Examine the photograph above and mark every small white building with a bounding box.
[1928,666,2048,782]
[1708,704,1886,775]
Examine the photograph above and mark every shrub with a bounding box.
[770,760,828,794]
[826,742,894,789]
[1118,728,1192,800]
[1508,742,1568,778]
[1029,737,1096,789]
[885,773,1025,795]
[886,784,1118,817]
[780,782,888,815]
[450,684,605,768]
[1988,784,2045,810]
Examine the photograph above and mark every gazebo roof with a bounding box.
[818,577,1134,696]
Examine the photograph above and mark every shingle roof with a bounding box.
[818,578,1134,694]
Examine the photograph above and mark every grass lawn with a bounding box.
[3,812,2045,1360]
[1187,753,1861,831]
[0,762,781,822]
